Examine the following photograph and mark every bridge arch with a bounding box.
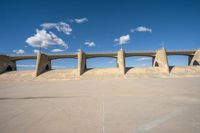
[154,61,159,67]
[15,59,36,70]
[193,60,199,65]
[50,58,77,70]
[86,57,117,69]
[167,55,189,67]
[125,56,153,68]
[45,64,50,71]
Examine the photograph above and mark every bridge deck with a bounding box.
[86,53,117,58]
[166,50,195,56]
[10,56,37,61]
[48,54,77,59]
[6,50,197,61]
[126,52,156,57]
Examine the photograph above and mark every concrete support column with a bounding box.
[189,49,200,66]
[153,48,169,73]
[0,55,16,74]
[117,49,126,75]
[35,52,51,77]
[77,50,86,76]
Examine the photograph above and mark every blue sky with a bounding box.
[0,0,200,69]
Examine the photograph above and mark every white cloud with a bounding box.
[132,26,152,33]
[13,49,25,54]
[33,49,40,54]
[41,22,72,35]
[84,40,96,47]
[26,29,68,49]
[136,57,152,61]
[114,34,130,45]
[75,17,88,23]
[17,64,35,68]
[51,49,65,52]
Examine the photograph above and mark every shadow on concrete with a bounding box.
[193,60,199,65]
[83,68,93,74]
[169,66,175,73]
[125,67,134,74]
[6,66,13,72]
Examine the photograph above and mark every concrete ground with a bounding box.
[0,77,200,133]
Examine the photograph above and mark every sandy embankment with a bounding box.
[0,66,200,81]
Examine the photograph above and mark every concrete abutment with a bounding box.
[0,55,16,74]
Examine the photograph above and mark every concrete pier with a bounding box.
[0,55,16,74]
[117,49,126,74]
[153,48,169,73]
[35,52,51,77]
[189,49,200,66]
[77,50,86,76]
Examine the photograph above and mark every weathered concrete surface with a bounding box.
[77,50,86,76]
[153,48,169,74]
[0,77,200,133]
[117,49,126,74]
[0,55,16,74]
[35,52,51,77]
[170,66,200,75]
[189,49,200,66]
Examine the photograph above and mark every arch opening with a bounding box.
[6,66,12,71]
[125,56,153,68]
[45,65,50,70]
[16,60,36,70]
[154,62,159,67]
[193,60,199,66]
[167,55,188,67]
[51,58,77,70]
[86,57,117,69]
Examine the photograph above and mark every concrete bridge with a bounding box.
[0,48,199,77]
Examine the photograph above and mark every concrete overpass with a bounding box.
[0,48,199,76]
